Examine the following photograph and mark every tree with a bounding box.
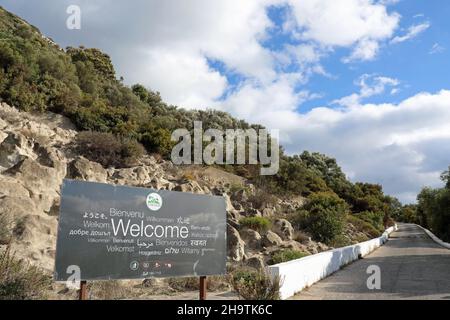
[441,165,450,189]
[297,192,348,244]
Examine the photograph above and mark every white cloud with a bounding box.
[429,43,445,55]
[343,39,380,62]
[378,0,400,5]
[391,22,430,44]
[283,90,450,203]
[287,0,399,47]
[130,48,228,108]
[286,0,399,62]
[333,74,399,106]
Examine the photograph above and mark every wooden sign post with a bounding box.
[79,281,88,300]
[199,276,207,300]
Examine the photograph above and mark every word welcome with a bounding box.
[111,219,189,239]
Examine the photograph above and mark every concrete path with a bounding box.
[292,223,450,300]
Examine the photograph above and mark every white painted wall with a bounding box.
[416,224,450,249]
[267,225,398,300]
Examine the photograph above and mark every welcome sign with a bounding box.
[54,179,227,281]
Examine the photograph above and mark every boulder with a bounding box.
[245,255,265,271]
[262,231,283,247]
[240,229,262,249]
[231,189,248,202]
[280,240,307,252]
[67,156,107,183]
[272,219,294,241]
[0,132,33,171]
[109,166,151,186]
[174,181,204,194]
[317,242,329,253]
[245,208,262,217]
[148,177,175,190]
[227,224,246,262]
[223,193,234,211]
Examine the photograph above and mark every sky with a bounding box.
[1,0,450,203]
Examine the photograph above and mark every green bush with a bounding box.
[0,246,50,300]
[296,192,348,244]
[239,217,271,233]
[328,234,354,248]
[347,215,381,238]
[354,211,384,232]
[417,179,450,242]
[270,250,309,265]
[254,155,330,196]
[75,131,145,168]
[139,126,174,157]
[231,268,281,300]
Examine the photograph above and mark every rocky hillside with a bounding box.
[0,102,373,280]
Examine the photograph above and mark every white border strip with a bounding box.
[267,225,398,300]
[415,224,450,249]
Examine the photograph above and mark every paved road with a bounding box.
[292,223,450,300]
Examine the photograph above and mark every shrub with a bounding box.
[231,268,281,300]
[270,250,309,265]
[239,217,271,233]
[384,216,396,228]
[0,246,51,300]
[293,230,311,243]
[168,276,230,292]
[75,131,145,168]
[347,215,381,238]
[296,192,348,244]
[354,211,384,232]
[139,127,174,157]
[328,234,353,248]
[247,189,277,210]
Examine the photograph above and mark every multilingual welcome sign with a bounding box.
[54,179,227,281]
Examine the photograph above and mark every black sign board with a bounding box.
[54,179,227,281]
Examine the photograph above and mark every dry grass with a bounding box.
[0,245,51,300]
[231,268,281,300]
[168,275,231,292]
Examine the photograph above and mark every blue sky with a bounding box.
[1,0,450,203]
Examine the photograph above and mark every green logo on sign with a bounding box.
[146,193,162,211]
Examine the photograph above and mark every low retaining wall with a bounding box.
[268,225,398,300]
[416,224,450,249]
